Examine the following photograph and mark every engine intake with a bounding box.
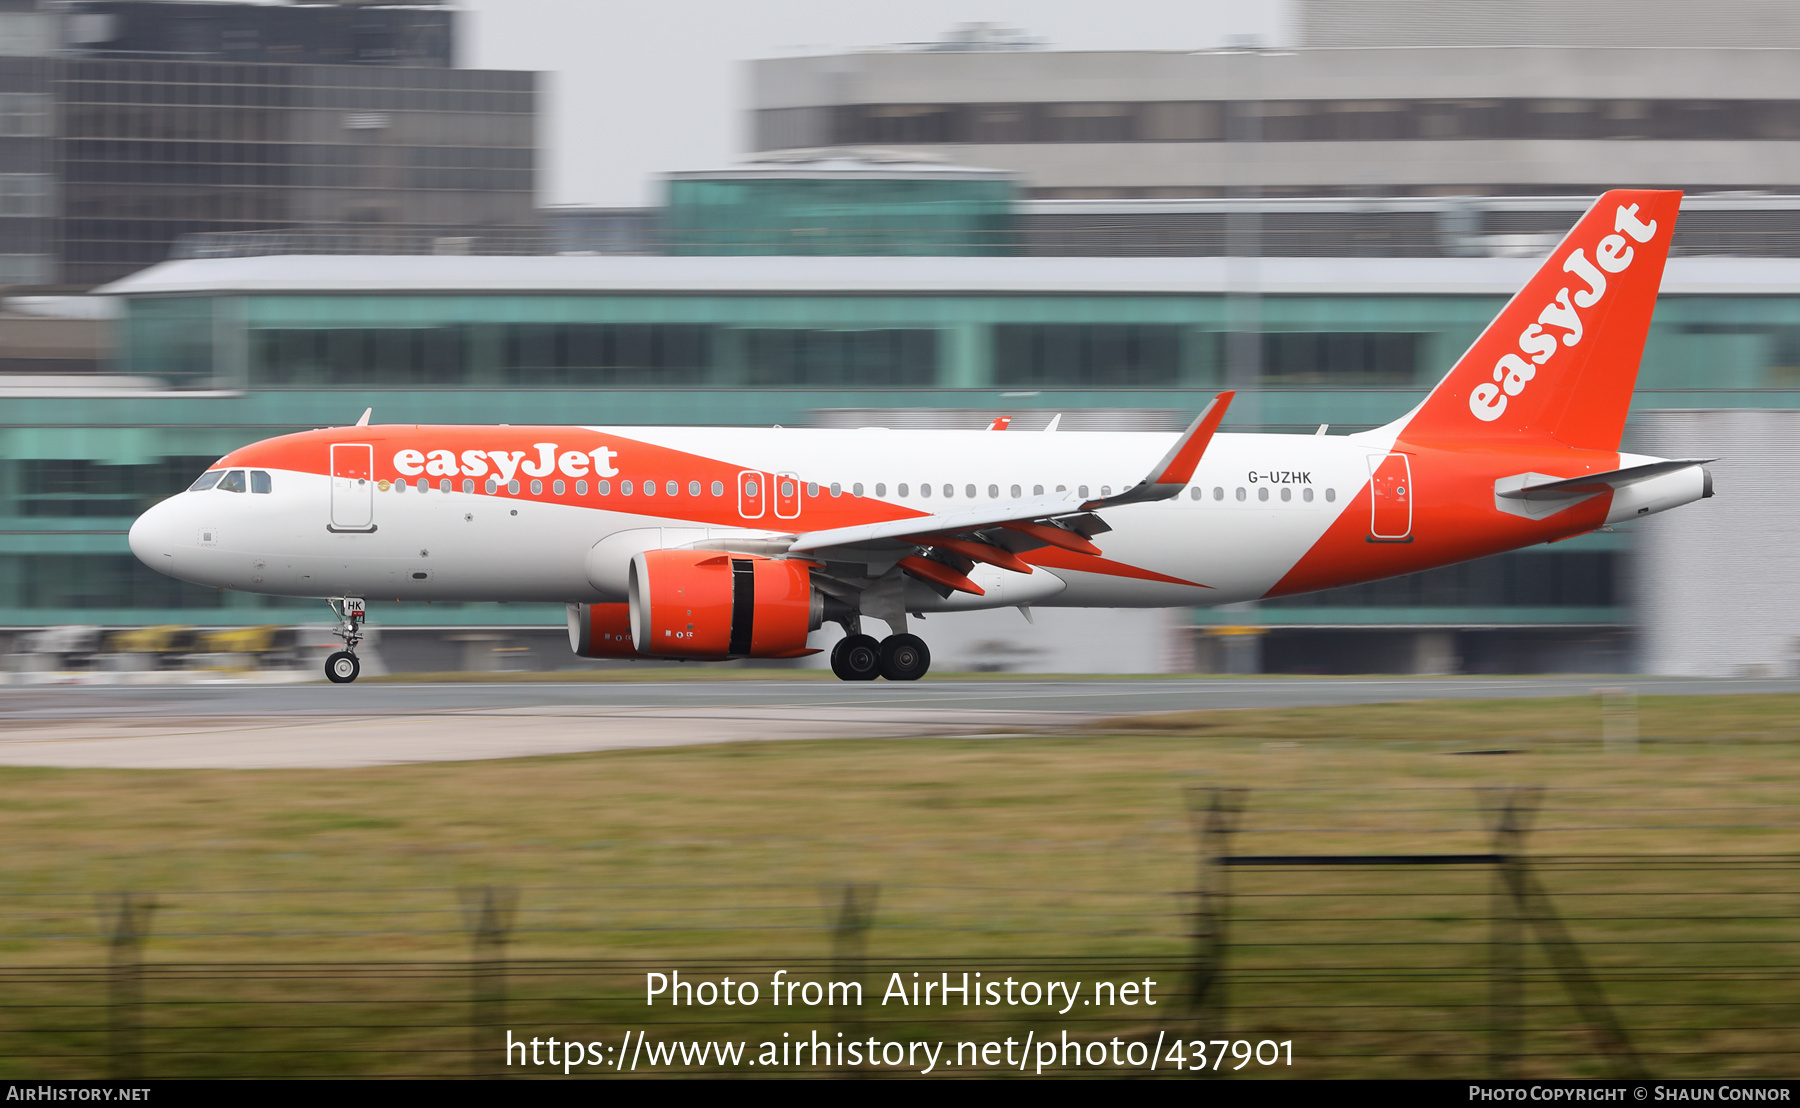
[626,549,820,659]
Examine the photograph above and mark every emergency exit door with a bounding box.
[330,443,375,532]
[737,470,765,519]
[774,472,802,520]
[1367,453,1413,541]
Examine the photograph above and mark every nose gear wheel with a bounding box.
[325,650,361,684]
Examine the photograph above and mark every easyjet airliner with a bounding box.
[129,190,1711,683]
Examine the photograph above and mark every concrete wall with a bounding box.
[1635,410,1800,676]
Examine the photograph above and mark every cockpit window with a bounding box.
[188,470,225,492]
[251,470,272,494]
[217,470,247,493]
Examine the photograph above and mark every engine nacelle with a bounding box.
[627,550,821,659]
[566,602,639,658]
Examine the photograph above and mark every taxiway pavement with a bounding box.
[0,675,1792,770]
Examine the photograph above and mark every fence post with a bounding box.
[460,886,517,1078]
[1185,787,1247,1031]
[826,883,878,1075]
[99,893,155,1080]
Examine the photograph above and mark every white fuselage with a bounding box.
[132,427,1382,610]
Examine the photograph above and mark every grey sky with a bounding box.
[459,1,1290,208]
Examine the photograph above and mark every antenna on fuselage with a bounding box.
[355,408,371,427]
[1043,414,1062,432]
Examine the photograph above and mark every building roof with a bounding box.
[98,253,1800,299]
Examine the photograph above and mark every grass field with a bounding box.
[0,693,1795,1078]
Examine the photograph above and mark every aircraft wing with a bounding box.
[785,392,1233,595]
[1496,458,1714,501]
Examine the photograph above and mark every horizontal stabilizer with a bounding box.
[1496,458,1714,501]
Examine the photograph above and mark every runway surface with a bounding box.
[0,675,1794,770]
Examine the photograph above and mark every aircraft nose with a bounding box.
[128,499,177,572]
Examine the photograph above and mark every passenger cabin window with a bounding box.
[189,470,225,492]
[251,471,272,494]
[218,470,247,493]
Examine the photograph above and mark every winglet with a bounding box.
[1083,391,1235,509]
[355,407,372,427]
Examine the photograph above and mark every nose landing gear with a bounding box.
[324,597,366,684]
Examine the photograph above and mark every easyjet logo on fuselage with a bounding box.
[1468,204,1660,422]
[391,442,621,483]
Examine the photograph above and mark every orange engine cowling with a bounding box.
[627,549,820,659]
[567,602,639,658]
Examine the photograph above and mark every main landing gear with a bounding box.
[324,597,366,684]
[830,632,930,682]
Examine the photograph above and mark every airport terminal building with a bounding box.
[3,0,1799,676]
[3,222,1796,675]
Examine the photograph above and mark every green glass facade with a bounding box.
[4,286,1797,632]
[663,176,1016,256]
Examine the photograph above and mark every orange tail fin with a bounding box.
[1398,189,1681,452]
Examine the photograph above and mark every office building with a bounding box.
[0,1,536,288]
[749,1,1800,200]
